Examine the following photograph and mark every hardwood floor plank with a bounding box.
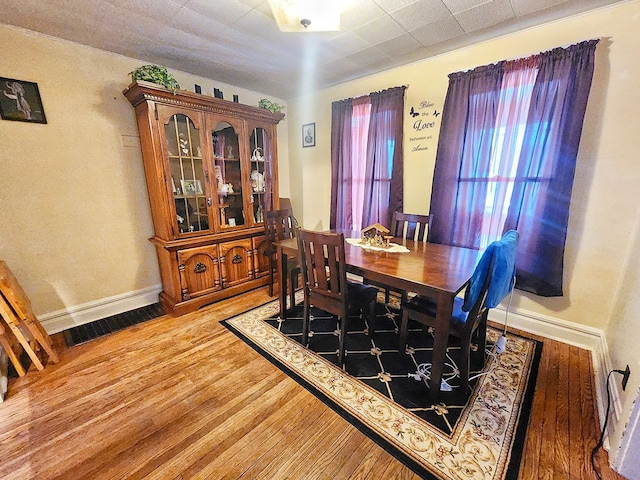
[538,341,560,480]
[325,433,378,479]
[227,408,338,479]
[568,344,586,479]
[193,390,323,479]
[302,428,374,480]
[344,444,388,480]
[108,371,294,480]
[236,410,345,478]
[554,341,571,477]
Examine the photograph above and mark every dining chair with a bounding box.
[365,212,433,304]
[391,211,432,243]
[264,208,300,304]
[398,230,518,392]
[297,229,379,365]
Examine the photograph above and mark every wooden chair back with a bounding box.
[264,208,299,297]
[391,212,432,243]
[297,229,348,318]
[278,197,293,212]
[265,208,297,244]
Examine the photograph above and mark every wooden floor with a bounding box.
[0,288,625,480]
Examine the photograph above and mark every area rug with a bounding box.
[223,293,541,479]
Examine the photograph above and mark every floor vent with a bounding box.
[62,303,165,347]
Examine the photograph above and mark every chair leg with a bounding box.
[460,337,471,393]
[398,309,410,352]
[338,315,347,365]
[302,299,310,345]
[268,264,275,297]
[470,315,488,372]
[367,300,376,337]
[288,269,298,310]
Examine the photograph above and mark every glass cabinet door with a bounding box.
[212,121,245,229]
[248,126,274,223]
[163,111,211,235]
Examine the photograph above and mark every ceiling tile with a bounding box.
[410,15,464,46]
[340,0,387,30]
[325,31,371,56]
[181,0,252,25]
[454,0,515,32]
[375,33,423,56]
[353,13,408,45]
[346,46,395,66]
[388,0,454,31]
[373,0,423,13]
[510,0,571,17]
[441,0,492,14]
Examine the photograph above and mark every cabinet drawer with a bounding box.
[177,245,221,300]
[219,239,254,288]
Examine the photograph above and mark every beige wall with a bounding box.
[286,1,640,462]
[0,25,289,317]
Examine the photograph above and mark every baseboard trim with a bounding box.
[488,305,619,448]
[39,285,162,334]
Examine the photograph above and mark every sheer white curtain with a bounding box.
[350,98,371,230]
[479,60,538,248]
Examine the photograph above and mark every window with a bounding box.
[330,87,405,231]
[430,41,598,296]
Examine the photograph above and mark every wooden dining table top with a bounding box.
[276,232,483,298]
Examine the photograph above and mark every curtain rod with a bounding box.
[333,84,409,104]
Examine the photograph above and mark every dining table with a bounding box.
[275,230,483,403]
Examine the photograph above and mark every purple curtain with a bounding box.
[503,40,598,296]
[430,40,598,297]
[330,99,354,230]
[362,86,406,228]
[429,64,505,247]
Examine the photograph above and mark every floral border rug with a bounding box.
[223,296,541,479]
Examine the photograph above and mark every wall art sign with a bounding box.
[408,100,441,152]
[0,77,47,124]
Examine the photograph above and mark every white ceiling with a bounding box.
[0,0,623,99]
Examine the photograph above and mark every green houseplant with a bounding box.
[129,65,181,93]
[258,98,284,113]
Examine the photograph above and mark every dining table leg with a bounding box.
[429,293,454,403]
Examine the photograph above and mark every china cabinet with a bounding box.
[124,81,284,315]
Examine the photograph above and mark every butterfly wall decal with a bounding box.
[410,106,419,117]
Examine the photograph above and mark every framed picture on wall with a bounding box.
[0,77,47,124]
[302,123,315,148]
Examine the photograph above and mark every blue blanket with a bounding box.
[462,230,519,311]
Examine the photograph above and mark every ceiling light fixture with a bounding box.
[268,0,342,32]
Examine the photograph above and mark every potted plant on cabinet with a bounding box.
[129,65,181,93]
